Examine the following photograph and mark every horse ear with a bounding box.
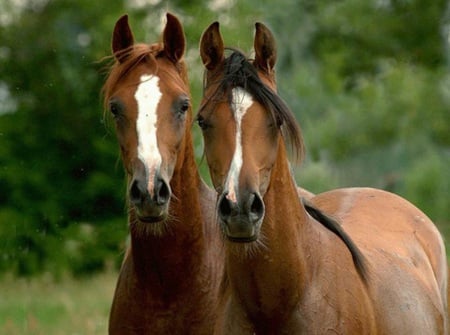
[112,14,134,63]
[163,13,185,64]
[254,22,277,73]
[200,22,224,71]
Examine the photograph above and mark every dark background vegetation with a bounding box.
[0,0,449,278]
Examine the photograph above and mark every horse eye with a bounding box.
[174,97,189,119]
[109,100,123,119]
[196,115,208,130]
[180,99,190,113]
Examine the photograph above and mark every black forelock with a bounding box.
[201,49,304,162]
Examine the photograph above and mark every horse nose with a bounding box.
[247,192,264,223]
[129,176,171,206]
[217,191,264,241]
[128,159,171,221]
[218,192,238,220]
[154,177,170,206]
[129,177,148,206]
[129,159,148,207]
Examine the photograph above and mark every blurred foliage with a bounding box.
[0,0,448,277]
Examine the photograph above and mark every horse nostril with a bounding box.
[155,178,171,206]
[130,179,144,204]
[249,193,264,222]
[218,193,233,219]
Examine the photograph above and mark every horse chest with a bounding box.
[111,283,217,335]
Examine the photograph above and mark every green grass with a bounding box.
[1,237,449,335]
[0,271,117,335]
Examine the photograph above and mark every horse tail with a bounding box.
[302,198,369,284]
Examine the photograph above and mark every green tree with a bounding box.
[0,0,127,276]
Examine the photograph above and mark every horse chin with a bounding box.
[131,213,172,237]
[134,203,169,224]
[137,213,168,224]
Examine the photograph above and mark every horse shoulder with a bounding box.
[296,285,377,334]
[294,219,377,334]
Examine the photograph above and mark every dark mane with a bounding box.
[302,198,369,283]
[201,49,304,162]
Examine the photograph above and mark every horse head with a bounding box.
[103,14,191,230]
[198,22,303,242]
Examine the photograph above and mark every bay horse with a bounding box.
[198,21,448,334]
[102,14,223,334]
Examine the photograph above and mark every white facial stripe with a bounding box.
[134,74,162,196]
[225,87,254,203]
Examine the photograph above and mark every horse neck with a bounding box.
[129,119,207,284]
[261,138,310,273]
[226,139,310,322]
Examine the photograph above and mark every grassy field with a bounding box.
[1,235,449,335]
[0,271,117,335]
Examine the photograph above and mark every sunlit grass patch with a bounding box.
[0,271,117,335]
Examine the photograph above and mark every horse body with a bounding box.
[198,21,447,334]
[103,14,222,334]
[311,187,447,334]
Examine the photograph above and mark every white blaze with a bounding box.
[225,87,254,203]
[134,74,162,196]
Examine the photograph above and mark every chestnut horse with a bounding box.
[198,21,448,334]
[102,14,223,334]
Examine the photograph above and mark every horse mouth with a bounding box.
[226,235,258,243]
[221,220,260,243]
[138,214,166,223]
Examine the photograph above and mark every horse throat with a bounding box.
[128,126,206,287]
[227,141,309,324]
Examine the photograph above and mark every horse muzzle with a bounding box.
[129,160,171,223]
[217,191,264,242]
